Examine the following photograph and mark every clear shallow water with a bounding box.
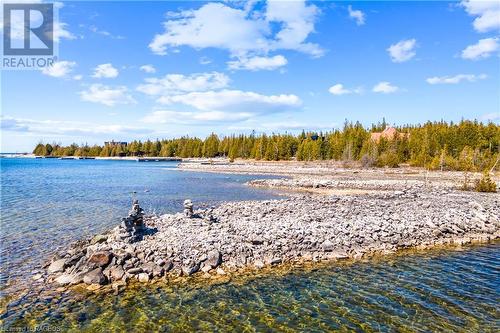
[0,158,283,291]
[1,244,499,332]
[1,158,499,332]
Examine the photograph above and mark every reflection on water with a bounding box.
[0,158,283,294]
[2,243,499,332]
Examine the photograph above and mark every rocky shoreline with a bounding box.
[43,180,499,293]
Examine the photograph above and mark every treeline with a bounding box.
[33,120,500,172]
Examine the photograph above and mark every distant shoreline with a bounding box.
[1,154,182,162]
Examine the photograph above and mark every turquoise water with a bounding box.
[1,158,499,332]
[0,158,282,292]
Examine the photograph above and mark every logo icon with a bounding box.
[3,3,53,56]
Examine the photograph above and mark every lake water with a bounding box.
[1,158,499,332]
[0,158,283,294]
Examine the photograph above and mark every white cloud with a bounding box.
[142,110,254,124]
[89,25,125,39]
[1,116,150,136]
[80,84,136,107]
[426,73,487,84]
[461,37,499,60]
[387,39,417,63]
[53,22,76,42]
[265,0,323,57]
[348,5,365,25]
[92,63,119,78]
[149,1,323,60]
[328,83,362,96]
[227,55,287,71]
[157,89,302,113]
[41,60,76,78]
[461,0,500,32]
[73,75,83,81]
[372,81,399,94]
[137,72,230,96]
[481,112,500,121]
[140,64,156,73]
[149,3,269,56]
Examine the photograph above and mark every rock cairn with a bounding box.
[183,199,194,218]
[113,200,145,243]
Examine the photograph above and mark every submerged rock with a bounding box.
[90,234,108,245]
[48,259,66,274]
[83,268,106,285]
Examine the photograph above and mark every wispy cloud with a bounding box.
[227,55,288,71]
[156,89,302,113]
[139,64,156,74]
[426,73,487,84]
[348,5,366,25]
[80,84,136,107]
[41,60,77,78]
[89,25,125,39]
[137,72,230,96]
[372,81,399,94]
[387,39,417,63]
[142,110,254,124]
[481,112,500,122]
[328,83,363,96]
[1,116,150,136]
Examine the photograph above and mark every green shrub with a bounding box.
[475,172,497,193]
[377,151,400,168]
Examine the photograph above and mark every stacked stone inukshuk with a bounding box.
[183,199,194,218]
[115,199,145,243]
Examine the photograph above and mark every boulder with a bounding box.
[127,267,142,274]
[88,251,112,267]
[83,268,107,285]
[182,261,199,276]
[55,274,73,285]
[90,234,108,245]
[138,273,150,283]
[206,250,222,268]
[48,259,66,274]
[152,265,164,278]
[110,265,125,281]
[200,264,212,273]
[330,250,349,260]
[164,260,173,272]
[142,262,156,274]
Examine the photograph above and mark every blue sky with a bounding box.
[1,0,499,152]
